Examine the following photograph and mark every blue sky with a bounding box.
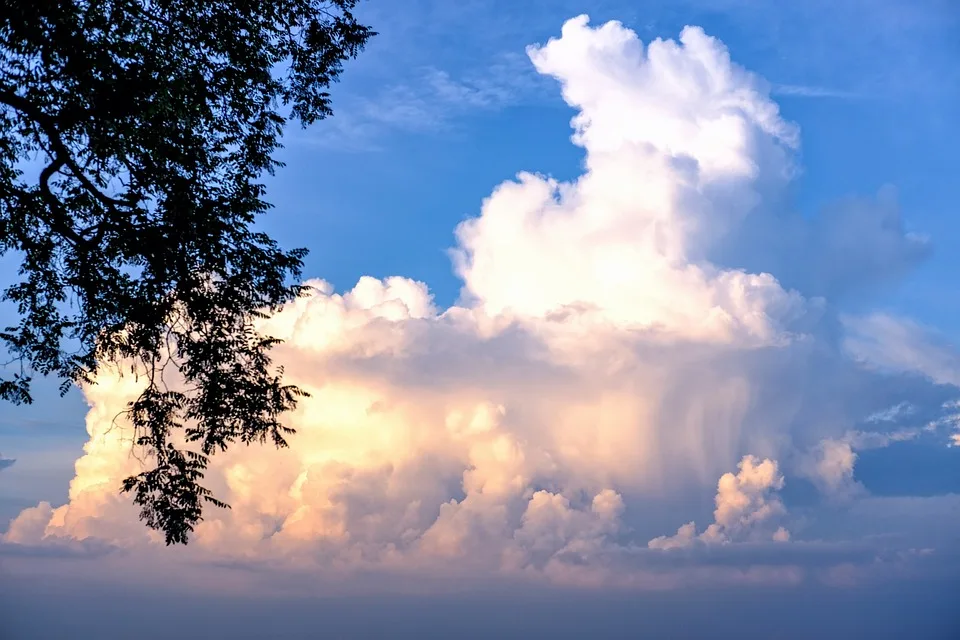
[265,0,960,315]
[2,1,960,638]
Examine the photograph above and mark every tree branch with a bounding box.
[36,157,89,247]
[0,87,137,209]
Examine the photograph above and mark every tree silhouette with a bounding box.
[0,0,373,544]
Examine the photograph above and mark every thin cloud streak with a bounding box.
[306,54,549,151]
[771,83,863,99]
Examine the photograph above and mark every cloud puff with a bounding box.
[649,455,789,549]
[794,395,960,500]
[797,439,863,500]
[0,454,15,472]
[5,16,953,590]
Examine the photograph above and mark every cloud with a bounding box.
[865,401,916,424]
[0,453,15,472]
[708,187,931,302]
[930,401,960,448]
[770,83,861,99]
[797,439,863,500]
[0,536,115,560]
[5,15,955,591]
[649,455,789,549]
[794,395,960,500]
[680,0,960,106]
[842,313,960,387]
[4,502,54,544]
[311,52,547,150]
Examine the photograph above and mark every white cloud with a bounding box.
[770,83,861,99]
[842,313,960,387]
[707,456,786,538]
[935,401,960,448]
[454,19,808,344]
[311,52,546,150]
[798,439,863,500]
[4,502,53,544]
[4,15,952,591]
[649,455,788,549]
[796,397,960,499]
[865,401,916,424]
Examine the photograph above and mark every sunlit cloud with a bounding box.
[649,455,789,549]
[5,15,957,591]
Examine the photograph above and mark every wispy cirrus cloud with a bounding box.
[842,313,960,387]
[771,84,862,100]
[310,0,958,150]
[308,52,549,150]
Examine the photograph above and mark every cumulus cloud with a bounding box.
[4,502,53,544]
[794,393,960,499]
[798,439,862,500]
[453,18,808,344]
[649,455,788,549]
[794,394,960,499]
[4,15,953,590]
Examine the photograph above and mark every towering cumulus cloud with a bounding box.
[5,16,954,589]
[455,18,805,343]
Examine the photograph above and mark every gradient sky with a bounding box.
[2,1,960,638]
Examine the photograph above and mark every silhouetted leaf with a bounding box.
[0,0,374,544]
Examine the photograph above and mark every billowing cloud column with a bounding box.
[4,15,947,590]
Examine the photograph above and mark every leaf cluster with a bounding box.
[0,0,373,544]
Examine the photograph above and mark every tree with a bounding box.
[0,0,373,544]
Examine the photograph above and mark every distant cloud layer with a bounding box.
[5,15,958,591]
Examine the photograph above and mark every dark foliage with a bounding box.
[0,0,373,544]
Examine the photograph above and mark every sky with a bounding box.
[2,1,960,638]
